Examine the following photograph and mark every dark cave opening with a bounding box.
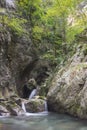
[22,84,30,99]
[22,84,36,99]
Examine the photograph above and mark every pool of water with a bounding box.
[0,113,87,130]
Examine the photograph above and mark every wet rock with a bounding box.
[0,104,10,116]
[6,101,24,116]
[25,98,46,113]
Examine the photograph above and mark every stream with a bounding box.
[0,113,87,130]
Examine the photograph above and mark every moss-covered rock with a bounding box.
[25,98,46,113]
[0,104,10,116]
[6,100,24,116]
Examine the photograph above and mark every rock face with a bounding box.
[6,101,24,116]
[0,0,50,99]
[0,27,39,115]
[0,0,51,116]
[0,29,50,98]
[0,30,16,99]
[0,97,24,116]
[0,104,10,116]
[47,44,87,119]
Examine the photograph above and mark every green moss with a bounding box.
[0,8,6,13]
[83,48,87,56]
[7,101,17,108]
[0,14,27,36]
[76,63,87,69]
[8,18,27,36]
[39,96,46,100]
[39,86,47,96]
[68,102,80,116]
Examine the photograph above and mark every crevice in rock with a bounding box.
[22,84,30,99]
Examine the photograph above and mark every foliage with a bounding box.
[1,0,87,64]
[16,0,87,65]
[66,11,87,42]
[0,7,27,35]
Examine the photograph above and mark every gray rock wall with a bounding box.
[47,44,87,119]
[0,30,16,99]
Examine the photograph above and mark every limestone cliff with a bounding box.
[47,38,87,118]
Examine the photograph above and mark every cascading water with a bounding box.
[29,89,37,99]
[21,89,48,116]
[21,102,26,113]
[44,101,48,111]
[21,101,48,116]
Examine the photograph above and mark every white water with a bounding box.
[29,89,37,99]
[21,89,48,116]
[25,111,48,116]
[44,101,48,111]
[21,102,26,113]
[21,102,48,116]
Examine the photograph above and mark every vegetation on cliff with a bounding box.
[0,0,87,66]
[15,0,86,64]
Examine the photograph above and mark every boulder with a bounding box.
[6,101,24,116]
[25,98,46,113]
[0,104,10,116]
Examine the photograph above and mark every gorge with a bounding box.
[0,0,87,130]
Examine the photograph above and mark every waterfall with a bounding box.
[21,102,26,113]
[21,100,48,116]
[21,89,48,116]
[29,89,37,99]
[44,101,48,111]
